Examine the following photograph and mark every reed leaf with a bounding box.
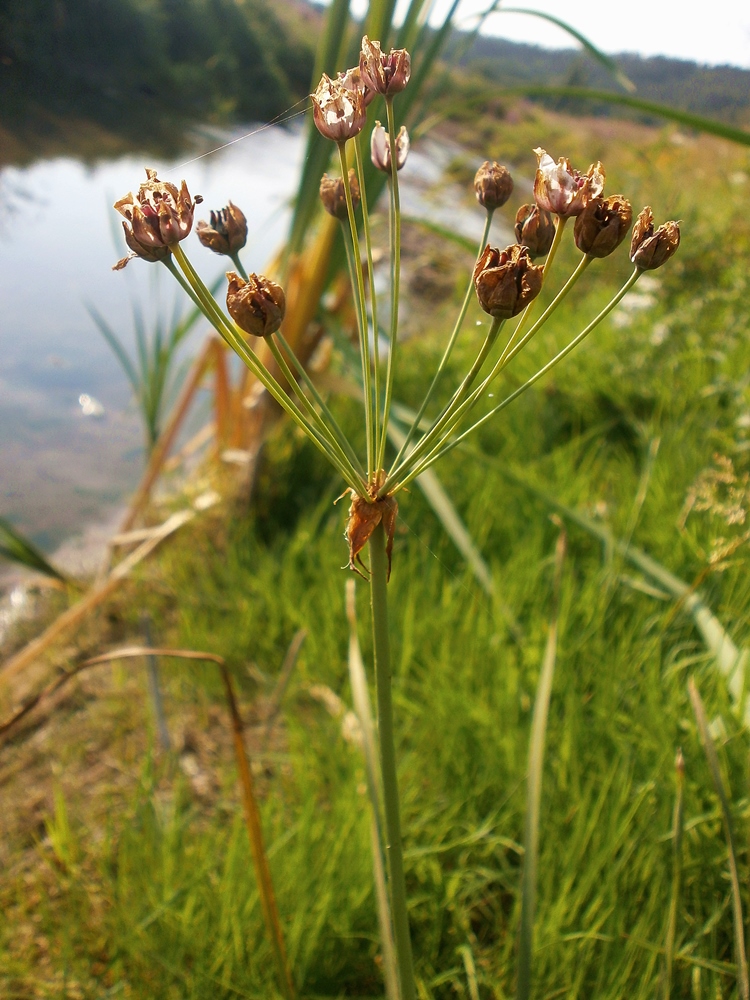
[517,529,566,1000]
[0,516,68,584]
[664,748,685,1000]
[688,678,749,1000]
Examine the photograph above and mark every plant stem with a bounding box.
[369,520,416,1000]
[355,134,381,460]
[664,748,685,1000]
[396,268,642,488]
[377,96,403,473]
[163,256,205,312]
[220,663,295,1000]
[339,141,375,478]
[504,215,568,348]
[230,252,248,281]
[391,209,494,470]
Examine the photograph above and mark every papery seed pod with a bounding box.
[359,35,411,96]
[473,244,544,319]
[311,73,367,143]
[114,168,202,256]
[226,271,286,338]
[474,160,513,210]
[533,148,604,218]
[630,207,681,270]
[113,221,172,269]
[514,204,556,258]
[574,195,632,258]
[370,122,409,173]
[337,66,376,108]
[196,201,248,256]
[319,170,360,220]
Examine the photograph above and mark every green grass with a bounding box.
[2,118,750,998]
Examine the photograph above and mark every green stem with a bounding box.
[377,96,403,473]
[170,243,362,493]
[230,252,248,281]
[275,330,366,479]
[266,338,365,485]
[381,316,503,493]
[339,142,375,478]
[355,134,381,461]
[396,269,642,488]
[369,520,416,1000]
[507,215,568,347]
[163,255,205,312]
[400,254,593,468]
[391,209,494,470]
[664,749,684,1000]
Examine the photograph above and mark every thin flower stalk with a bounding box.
[376,96,403,473]
[171,244,363,492]
[392,208,495,469]
[504,215,567,351]
[396,268,642,488]
[354,134,381,457]
[339,142,376,479]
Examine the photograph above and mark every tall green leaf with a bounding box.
[0,517,68,583]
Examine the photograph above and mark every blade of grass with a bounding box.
[688,677,749,1000]
[0,516,68,584]
[346,579,400,1000]
[517,528,567,1000]
[220,662,296,1000]
[664,748,685,1000]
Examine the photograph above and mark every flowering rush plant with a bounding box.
[113,34,680,1000]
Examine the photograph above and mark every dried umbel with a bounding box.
[312,73,367,143]
[337,66,376,108]
[319,170,360,220]
[630,207,681,270]
[346,488,398,579]
[371,122,409,172]
[474,160,514,211]
[533,148,605,218]
[473,243,544,319]
[226,271,286,338]
[114,168,202,254]
[196,202,248,257]
[574,195,633,258]
[359,35,411,96]
[514,203,556,258]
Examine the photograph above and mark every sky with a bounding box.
[346,0,750,70]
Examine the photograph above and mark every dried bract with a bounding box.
[630,207,681,270]
[533,148,604,218]
[359,35,411,96]
[311,73,366,143]
[319,170,360,220]
[474,160,513,210]
[370,122,409,172]
[196,202,248,256]
[346,490,398,579]
[114,168,202,260]
[574,195,632,258]
[473,244,544,319]
[514,203,556,258]
[226,271,286,338]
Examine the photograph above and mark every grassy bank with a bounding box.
[1,110,750,997]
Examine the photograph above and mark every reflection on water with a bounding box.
[0,124,305,551]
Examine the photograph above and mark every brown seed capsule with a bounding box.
[226,271,286,338]
[196,202,248,256]
[514,204,556,258]
[574,195,632,258]
[473,244,544,319]
[337,66,376,108]
[370,122,409,173]
[311,73,367,143]
[630,207,681,270]
[319,170,360,220]
[359,35,411,96]
[346,489,398,580]
[474,161,514,211]
[533,148,604,218]
[113,221,172,269]
[114,168,202,255]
